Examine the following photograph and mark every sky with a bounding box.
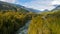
[0,0,60,11]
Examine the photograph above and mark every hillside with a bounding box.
[28,11,60,34]
[0,1,29,13]
[0,1,60,34]
[0,1,40,34]
[0,1,32,34]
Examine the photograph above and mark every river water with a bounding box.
[16,20,31,34]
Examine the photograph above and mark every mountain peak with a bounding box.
[53,5,60,10]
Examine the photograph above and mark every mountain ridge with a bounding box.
[0,1,30,13]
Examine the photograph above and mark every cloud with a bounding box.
[51,0,60,5]
[0,0,58,11]
[22,0,55,11]
[0,0,16,3]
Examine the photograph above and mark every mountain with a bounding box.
[0,1,29,13]
[55,5,60,10]
[43,9,49,11]
[0,1,33,34]
[25,8,41,13]
[0,1,42,13]
[52,5,60,10]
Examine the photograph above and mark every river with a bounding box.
[16,20,31,34]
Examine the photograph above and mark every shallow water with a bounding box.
[16,21,31,34]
